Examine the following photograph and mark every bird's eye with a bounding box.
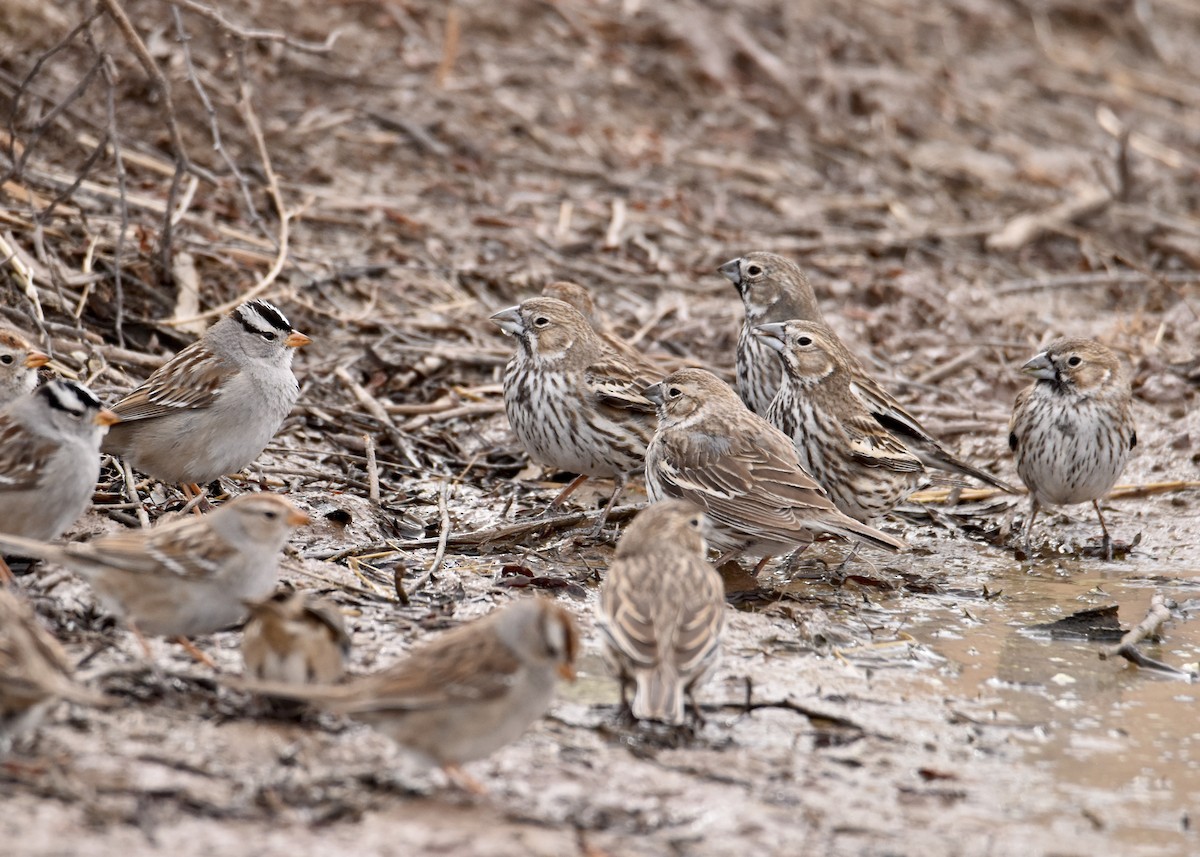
[533,316,550,328]
[263,510,279,520]
[1067,355,1081,367]
[746,264,762,277]
[260,331,277,341]
[667,386,682,399]
[0,355,12,365]
[688,516,702,529]
[797,336,812,347]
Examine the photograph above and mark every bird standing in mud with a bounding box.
[598,500,725,726]
[1009,338,1136,558]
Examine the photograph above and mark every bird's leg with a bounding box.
[173,636,217,669]
[128,622,154,660]
[752,555,774,576]
[442,763,488,795]
[0,557,13,585]
[832,542,863,578]
[1092,500,1113,561]
[590,477,626,537]
[1022,499,1040,555]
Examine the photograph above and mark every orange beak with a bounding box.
[286,509,312,527]
[284,331,312,348]
[24,351,50,369]
[94,408,121,427]
[557,662,577,682]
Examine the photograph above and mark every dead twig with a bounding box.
[1100,594,1196,681]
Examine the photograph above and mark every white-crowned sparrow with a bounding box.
[597,500,725,725]
[235,597,578,793]
[0,380,119,542]
[102,299,311,486]
[242,588,351,686]
[1,588,109,753]
[0,493,310,639]
[0,328,49,407]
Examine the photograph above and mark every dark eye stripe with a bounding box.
[40,380,99,416]
[235,300,291,336]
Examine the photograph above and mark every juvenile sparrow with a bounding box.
[720,251,825,416]
[0,380,119,542]
[1,588,109,753]
[491,297,657,529]
[644,368,908,563]
[1009,339,1137,555]
[0,328,49,406]
[755,321,927,522]
[242,588,351,686]
[235,597,578,793]
[597,500,725,725]
[102,299,311,487]
[0,493,310,640]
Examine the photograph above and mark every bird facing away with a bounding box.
[491,296,658,529]
[0,328,49,407]
[102,299,310,487]
[242,588,351,686]
[1009,338,1136,556]
[234,598,578,793]
[720,251,825,417]
[756,321,928,522]
[0,380,119,543]
[597,500,725,725]
[1,588,109,754]
[643,368,908,563]
[0,493,310,640]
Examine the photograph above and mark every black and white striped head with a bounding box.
[35,380,120,433]
[218,300,311,362]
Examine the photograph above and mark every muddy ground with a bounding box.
[2,0,1200,855]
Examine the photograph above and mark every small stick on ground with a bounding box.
[363,433,380,504]
[406,482,451,597]
[1100,594,1197,680]
[119,458,151,528]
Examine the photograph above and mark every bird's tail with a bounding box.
[631,666,687,725]
[823,514,909,553]
[913,446,1019,494]
[0,532,59,562]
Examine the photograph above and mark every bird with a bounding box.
[490,296,657,531]
[0,381,119,549]
[723,252,1016,494]
[0,328,49,407]
[233,597,578,794]
[1009,338,1137,557]
[755,320,928,522]
[643,368,908,566]
[0,494,310,657]
[719,251,825,417]
[101,299,311,491]
[242,587,351,686]
[597,500,725,725]
[1,588,109,754]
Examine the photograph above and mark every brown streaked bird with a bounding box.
[0,494,309,660]
[232,598,578,794]
[724,252,1016,494]
[102,299,310,494]
[491,296,657,531]
[1,588,109,753]
[242,588,351,687]
[643,368,908,565]
[0,328,49,407]
[1009,339,1136,556]
[755,321,928,522]
[597,500,725,725]
[720,251,825,417]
